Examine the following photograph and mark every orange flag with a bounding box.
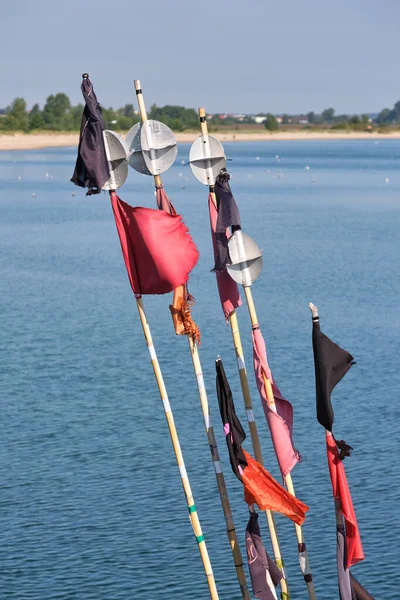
[242,450,309,526]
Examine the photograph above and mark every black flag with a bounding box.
[216,358,247,480]
[212,168,241,272]
[71,74,110,195]
[350,574,375,600]
[246,512,283,600]
[312,319,355,431]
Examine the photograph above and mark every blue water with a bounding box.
[0,140,399,599]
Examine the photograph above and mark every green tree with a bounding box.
[282,114,290,124]
[349,115,360,125]
[122,104,135,118]
[70,104,84,130]
[102,106,118,129]
[42,93,72,130]
[28,103,44,130]
[389,101,400,122]
[377,108,391,124]
[2,98,29,131]
[321,107,335,122]
[307,111,317,124]
[264,113,278,131]
[149,104,198,130]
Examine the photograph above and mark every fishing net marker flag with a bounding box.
[310,303,370,600]
[71,74,219,600]
[128,79,251,600]
[190,109,291,600]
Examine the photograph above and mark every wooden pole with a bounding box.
[197,108,290,600]
[244,289,317,600]
[133,83,250,599]
[309,303,351,600]
[104,133,218,597]
[134,293,219,600]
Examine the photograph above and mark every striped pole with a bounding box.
[244,287,316,600]
[133,81,250,600]
[103,122,218,597]
[196,108,290,600]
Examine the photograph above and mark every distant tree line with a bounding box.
[0,94,199,133]
[376,101,400,125]
[2,93,400,133]
[264,108,372,131]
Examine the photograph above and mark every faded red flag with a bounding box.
[208,194,242,320]
[326,432,364,569]
[111,192,199,296]
[252,327,300,478]
[156,186,175,214]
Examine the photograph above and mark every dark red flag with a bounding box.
[111,193,199,296]
[246,512,282,600]
[71,75,110,195]
[350,574,375,600]
[208,194,242,320]
[327,432,364,569]
[211,169,241,272]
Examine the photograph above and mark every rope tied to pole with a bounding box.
[336,439,353,460]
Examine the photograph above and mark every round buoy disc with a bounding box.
[125,120,177,176]
[102,130,129,190]
[226,231,263,285]
[189,135,226,185]
[125,123,151,175]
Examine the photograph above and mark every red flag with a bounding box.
[242,450,308,526]
[326,432,364,569]
[208,194,242,320]
[111,192,199,296]
[252,327,300,477]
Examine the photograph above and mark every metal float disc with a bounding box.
[226,230,263,285]
[125,120,177,176]
[189,135,226,185]
[125,123,150,175]
[102,130,129,190]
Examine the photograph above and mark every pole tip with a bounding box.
[134,79,141,91]
[82,73,89,79]
[308,302,319,318]
[198,107,206,118]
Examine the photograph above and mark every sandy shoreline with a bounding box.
[1,130,400,151]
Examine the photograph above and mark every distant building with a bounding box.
[254,116,266,124]
[0,108,6,117]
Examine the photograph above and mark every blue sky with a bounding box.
[1,0,398,114]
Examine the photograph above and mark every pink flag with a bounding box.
[208,194,242,320]
[252,326,300,477]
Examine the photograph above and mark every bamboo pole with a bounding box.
[134,294,218,600]
[197,108,290,600]
[110,212,218,599]
[133,82,250,599]
[104,134,218,598]
[244,289,317,600]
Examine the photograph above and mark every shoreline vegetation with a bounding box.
[2,129,400,151]
[3,94,400,150]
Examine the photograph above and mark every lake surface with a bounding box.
[0,139,399,599]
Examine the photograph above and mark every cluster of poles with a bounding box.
[71,74,374,600]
